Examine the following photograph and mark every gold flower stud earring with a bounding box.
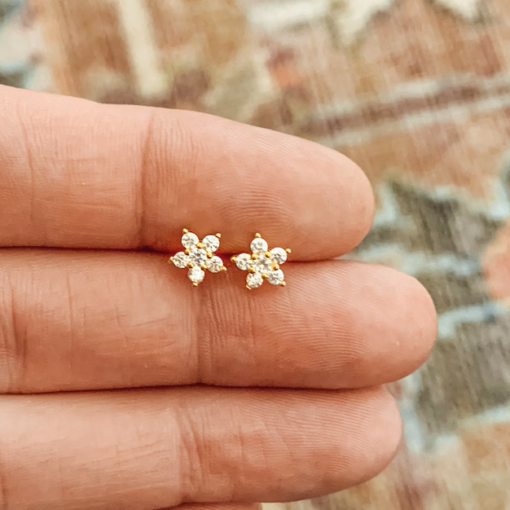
[170,229,226,286]
[231,233,291,290]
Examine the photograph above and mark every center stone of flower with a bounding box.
[254,254,272,274]
[190,248,208,266]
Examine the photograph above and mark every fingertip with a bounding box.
[340,156,375,252]
[358,388,403,482]
[393,271,438,377]
[289,388,402,499]
[354,265,438,385]
[330,388,402,491]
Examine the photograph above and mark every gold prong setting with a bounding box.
[234,234,289,289]
[169,228,226,285]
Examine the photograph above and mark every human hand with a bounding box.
[0,85,436,509]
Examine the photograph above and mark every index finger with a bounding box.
[0,85,373,259]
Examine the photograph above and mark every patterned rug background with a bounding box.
[2,0,510,508]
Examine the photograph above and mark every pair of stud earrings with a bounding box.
[169,229,291,290]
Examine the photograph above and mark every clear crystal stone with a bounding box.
[172,251,189,269]
[207,256,224,273]
[202,235,220,253]
[235,253,252,271]
[253,254,272,275]
[267,269,284,285]
[247,272,263,289]
[250,237,268,254]
[271,247,287,265]
[188,266,205,284]
[182,232,199,249]
[189,248,207,267]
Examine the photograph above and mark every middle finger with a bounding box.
[0,250,436,393]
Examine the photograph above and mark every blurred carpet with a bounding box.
[3,0,510,508]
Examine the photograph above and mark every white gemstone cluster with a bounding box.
[170,229,226,286]
[232,234,290,289]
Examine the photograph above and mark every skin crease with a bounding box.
[0,85,437,510]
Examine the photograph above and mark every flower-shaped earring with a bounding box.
[231,233,291,290]
[170,229,226,286]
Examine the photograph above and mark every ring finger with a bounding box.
[0,387,401,509]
